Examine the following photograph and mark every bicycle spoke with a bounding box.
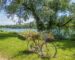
[41,43,56,58]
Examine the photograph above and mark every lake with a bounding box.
[0,28,74,39]
[0,28,74,35]
[0,28,37,32]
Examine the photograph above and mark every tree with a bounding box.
[0,0,73,32]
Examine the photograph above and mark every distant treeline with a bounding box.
[0,22,36,29]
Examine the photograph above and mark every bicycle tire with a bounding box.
[41,42,57,58]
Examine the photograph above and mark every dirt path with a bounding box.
[0,55,8,60]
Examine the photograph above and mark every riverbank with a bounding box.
[0,32,75,60]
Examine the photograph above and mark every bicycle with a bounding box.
[27,32,57,58]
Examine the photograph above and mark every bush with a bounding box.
[70,34,75,41]
[0,30,3,32]
[18,30,55,43]
[20,30,40,41]
[42,32,55,42]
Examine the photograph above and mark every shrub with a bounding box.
[0,30,3,32]
[20,30,40,41]
[70,34,75,41]
[18,30,55,43]
[43,32,55,42]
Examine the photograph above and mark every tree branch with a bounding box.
[62,18,72,26]
[22,2,45,31]
[22,3,31,10]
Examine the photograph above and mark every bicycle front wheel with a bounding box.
[41,43,57,58]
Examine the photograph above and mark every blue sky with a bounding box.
[0,10,34,25]
[0,10,16,25]
[0,0,75,25]
[72,0,75,2]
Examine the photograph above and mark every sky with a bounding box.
[72,0,75,2]
[0,10,16,25]
[0,10,34,25]
[0,0,75,25]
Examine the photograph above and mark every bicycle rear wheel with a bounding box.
[27,40,36,52]
[41,43,57,58]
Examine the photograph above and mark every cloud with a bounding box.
[0,11,34,25]
[0,11,16,25]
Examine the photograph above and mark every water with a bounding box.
[0,28,74,39]
[0,28,74,35]
[0,28,37,32]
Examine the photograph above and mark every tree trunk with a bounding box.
[32,10,45,31]
[23,3,45,31]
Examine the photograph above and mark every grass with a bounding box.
[0,32,75,60]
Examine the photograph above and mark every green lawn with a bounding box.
[0,32,75,60]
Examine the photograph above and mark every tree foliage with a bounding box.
[0,0,74,32]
